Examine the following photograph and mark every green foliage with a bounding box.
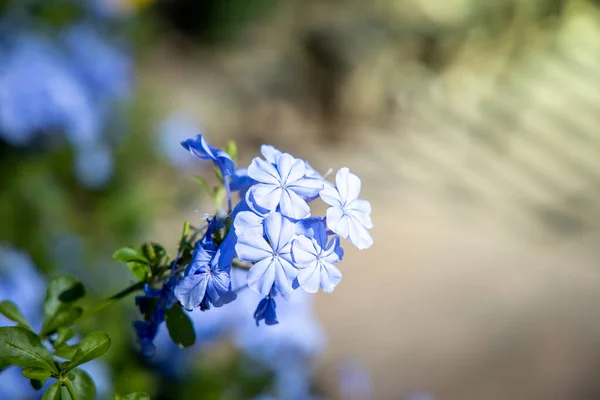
[113,246,152,281]
[225,140,238,162]
[0,326,57,373]
[64,331,111,371]
[114,392,151,400]
[65,369,97,400]
[42,276,85,336]
[165,305,195,348]
[43,382,63,400]
[53,327,77,348]
[22,366,52,381]
[0,300,32,329]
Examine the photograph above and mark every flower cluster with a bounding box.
[132,135,373,356]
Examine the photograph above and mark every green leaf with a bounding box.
[0,301,31,329]
[22,367,52,380]
[165,305,195,348]
[66,369,96,400]
[123,393,151,400]
[141,242,166,267]
[126,261,151,281]
[42,307,83,336]
[213,165,224,182]
[53,344,77,360]
[53,327,76,348]
[42,276,85,335]
[31,378,45,390]
[225,140,238,162]
[112,247,148,263]
[65,331,111,370]
[43,381,63,400]
[0,326,57,373]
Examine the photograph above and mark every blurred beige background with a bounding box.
[146,0,600,398]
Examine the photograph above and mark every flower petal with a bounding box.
[297,263,321,294]
[248,184,282,212]
[320,261,342,293]
[263,212,296,252]
[336,167,362,204]
[280,189,311,219]
[292,236,318,264]
[235,234,272,262]
[248,157,280,185]
[260,145,282,164]
[319,184,343,207]
[322,235,343,263]
[347,218,374,250]
[247,258,275,296]
[347,199,373,228]
[273,257,297,297]
[287,178,324,198]
[326,207,350,239]
[174,274,208,310]
[278,153,305,184]
[234,211,264,237]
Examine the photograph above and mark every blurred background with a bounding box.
[2,0,600,398]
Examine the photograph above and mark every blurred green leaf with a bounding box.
[0,327,57,373]
[118,393,151,400]
[64,331,111,371]
[165,306,195,348]
[225,140,238,162]
[142,242,166,267]
[0,300,31,329]
[31,378,45,390]
[42,307,83,337]
[213,186,226,210]
[43,381,63,400]
[193,176,211,193]
[67,369,96,400]
[42,276,84,335]
[126,261,151,281]
[112,247,148,263]
[53,327,77,349]
[22,367,52,380]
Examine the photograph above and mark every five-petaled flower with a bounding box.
[235,212,298,297]
[319,168,373,250]
[246,153,323,219]
[292,222,344,293]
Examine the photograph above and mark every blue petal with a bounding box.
[174,274,209,310]
[254,296,278,326]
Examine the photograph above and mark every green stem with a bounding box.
[63,378,78,400]
[79,281,145,321]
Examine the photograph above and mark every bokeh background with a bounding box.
[2,0,600,399]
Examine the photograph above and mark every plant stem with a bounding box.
[79,281,145,321]
[63,378,78,400]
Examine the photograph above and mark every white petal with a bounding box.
[287,178,323,198]
[292,236,318,264]
[335,167,361,203]
[260,145,282,164]
[320,261,342,293]
[234,211,264,236]
[280,189,311,220]
[247,258,275,296]
[248,157,280,184]
[273,257,297,297]
[319,185,342,207]
[235,234,272,262]
[326,207,350,239]
[278,153,305,183]
[297,263,321,293]
[347,207,373,229]
[347,219,374,250]
[249,184,282,211]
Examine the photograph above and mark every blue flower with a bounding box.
[174,226,237,311]
[181,134,236,211]
[235,212,298,297]
[254,294,278,326]
[320,167,373,249]
[246,153,323,219]
[133,320,159,358]
[234,210,265,237]
[180,134,235,176]
[230,168,256,197]
[292,222,343,293]
[62,24,131,103]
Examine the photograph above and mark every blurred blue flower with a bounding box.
[235,212,298,297]
[320,167,373,250]
[62,24,131,103]
[74,143,114,189]
[157,113,202,168]
[181,134,236,177]
[0,36,100,147]
[338,359,371,400]
[246,153,323,219]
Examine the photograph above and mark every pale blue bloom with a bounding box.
[246,153,323,219]
[73,143,114,189]
[235,212,298,297]
[234,210,265,237]
[157,113,202,168]
[292,222,343,293]
[320,167,373,249]
[230,168,255,197]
